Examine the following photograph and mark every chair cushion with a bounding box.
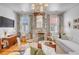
[36,49,45,55]
[30,46,45,55]
[30,46,38,55]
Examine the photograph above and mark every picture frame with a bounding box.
[73,25,77,29]
[73,18,79,29]
[77,18,79,23]
[74,19,77,23]
[77,25,79,29]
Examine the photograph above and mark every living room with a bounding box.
[0,3,79,55]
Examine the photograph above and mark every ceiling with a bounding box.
[0,3,79,14]
[47,3,79,14]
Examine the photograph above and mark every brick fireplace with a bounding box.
[32,28,47,41]
[31,12,49,41]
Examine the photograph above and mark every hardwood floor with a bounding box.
[0,39,65,55]
[0,43,19,55]
[56,44,66,54]
[0,38,27,55]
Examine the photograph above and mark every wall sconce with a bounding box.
[68,22,71,27]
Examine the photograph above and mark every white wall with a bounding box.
[0,6,16,20]
[0,5,17,38]
[64,4,79,44]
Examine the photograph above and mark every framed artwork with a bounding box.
[74,19,77,23]
[77,18,79,23]
[73,25,77,29]
[73,18,79,29]
[68,22,71,27]
[77,25,79,29]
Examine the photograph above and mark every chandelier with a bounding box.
[32,3,48,12]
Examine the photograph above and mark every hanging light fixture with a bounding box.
[32,3,48,12]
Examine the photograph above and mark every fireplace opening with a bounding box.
[38,33,44,41]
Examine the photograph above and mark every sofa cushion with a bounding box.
[56,39,79,52]
[61,35,69,40]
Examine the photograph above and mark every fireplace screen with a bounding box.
[38,33,44,41]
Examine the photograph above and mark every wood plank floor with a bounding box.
[56,44,66,54]
[0,44,19,55]
[0,40,27,55]
[0,41,63,55]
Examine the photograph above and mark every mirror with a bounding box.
[36,15,43,28]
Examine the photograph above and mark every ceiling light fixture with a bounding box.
[32,3,48,12]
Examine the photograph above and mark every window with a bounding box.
[50,15,59,36]
[20,15,30,34]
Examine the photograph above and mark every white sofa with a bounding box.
[55,37,79,54]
